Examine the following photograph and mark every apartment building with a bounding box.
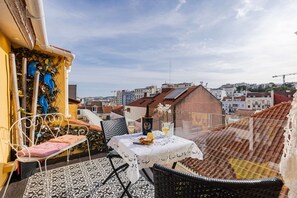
[246,92,273,110]
[116,90,135,105]
[134,85,158,100]
[222,96,246,114]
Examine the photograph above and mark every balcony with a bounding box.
[0,102,294,197]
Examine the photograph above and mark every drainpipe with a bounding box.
[25,0,75,67]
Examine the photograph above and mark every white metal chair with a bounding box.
[2,113,92,198]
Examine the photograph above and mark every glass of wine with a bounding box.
[162,122,171,136]
[128,121,135,134]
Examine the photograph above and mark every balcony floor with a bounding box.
[1,153,155,198]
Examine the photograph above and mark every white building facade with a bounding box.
[134,85,158,100]
[210,89,227,101]
[245,92,273,110]
[222,96,246,114]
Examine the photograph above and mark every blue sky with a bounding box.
[44,0,297,97]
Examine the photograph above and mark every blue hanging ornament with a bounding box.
[38,95,48,114]
[27,61,39,78]
[43,73,55,95]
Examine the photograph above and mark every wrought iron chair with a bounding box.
[153,164,283,198]
[2,113,91,198]
[100,118,129,186]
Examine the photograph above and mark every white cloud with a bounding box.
[44,0,297,96]
[235,0,265,19]
[175,0,187,12]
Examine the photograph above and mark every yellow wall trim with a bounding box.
[0,31,11,189]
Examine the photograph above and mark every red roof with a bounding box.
[181,102,291,183]
[127,85,215,109]
[68,119,101,131]
[274,91,295,105]
[112,106,124,116]
[112,105,124,110]
[102,106,113,113]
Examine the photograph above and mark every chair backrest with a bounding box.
[153,164,283,198]
[100,117,129,150]
[9,113,69,150]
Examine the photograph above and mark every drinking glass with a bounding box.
[128,121,135,133]
[162,122,171,136]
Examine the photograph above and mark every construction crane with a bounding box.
[272,72,297,83]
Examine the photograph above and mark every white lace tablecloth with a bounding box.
[107,131,203,183]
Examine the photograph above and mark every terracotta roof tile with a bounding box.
[102,106,113,113]
[181,102,291,185]
[127,85,219,113]
[111,106,124,116]
[68,119,101,131]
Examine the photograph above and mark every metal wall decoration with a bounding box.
[13,48,62,114]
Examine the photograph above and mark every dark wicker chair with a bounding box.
[153,164,283,198]
[100,118,129,185]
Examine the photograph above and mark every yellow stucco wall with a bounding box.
[69,104,78,119]
[54,62,66,115]
[0,31,11,188]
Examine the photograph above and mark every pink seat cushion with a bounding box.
[17,142,70,157]
[48,135,86,144]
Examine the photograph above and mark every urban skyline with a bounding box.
[44,0,297,97]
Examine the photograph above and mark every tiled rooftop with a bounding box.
[68,119,101,131]
[181,101,291,195]
[274,91,295,105]
[127,85,221,118]
[182,102,291,178]
[127,86,198,108]
[102,106,113,113]
[111,105,124,116]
